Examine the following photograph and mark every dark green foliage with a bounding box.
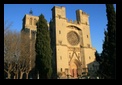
[99,4,116,79]
[95,50,101,63]
[35,14,52,79]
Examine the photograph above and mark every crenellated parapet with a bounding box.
[67,19,78,25]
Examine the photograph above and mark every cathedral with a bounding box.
[21,6,98,79]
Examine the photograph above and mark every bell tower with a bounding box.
[21,9,39,39]
[21,10,39,73]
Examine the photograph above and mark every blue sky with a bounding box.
[4,4,116,53]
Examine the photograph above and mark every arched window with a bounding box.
[30,18,32,25]
[61,68,62,72]
[34,19,37,25]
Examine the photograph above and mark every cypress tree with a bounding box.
[99,4,116,79]
[35,14,52,79]
[95,50,101,63]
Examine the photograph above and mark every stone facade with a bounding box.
[21,6,96,79]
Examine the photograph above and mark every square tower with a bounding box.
[21,14,39,74]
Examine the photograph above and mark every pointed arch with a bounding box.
[67,25,81,30]
[69,50,80,63]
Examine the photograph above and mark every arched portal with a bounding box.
[69,59,82,78]
[70,60,77,78]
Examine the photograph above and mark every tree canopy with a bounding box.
[35,14,52,79]
[99,4,116,79]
